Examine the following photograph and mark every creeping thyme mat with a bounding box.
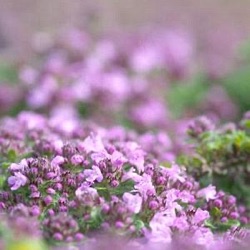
[0,112,249,250]
[0,29,250,250]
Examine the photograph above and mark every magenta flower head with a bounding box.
[70,154,84,165]
[197,185,216,202]
[122,192,142,214]
[9,159,28,172]
[51,155,65,168]
[84,165,103,183]
[188,116,215,138]
[8,172,28,191]
[192,208,210,225]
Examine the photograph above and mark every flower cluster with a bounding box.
[0,112,249,249]
[1,28,239,130]
[0,27,249,250]
[183,114,250,208]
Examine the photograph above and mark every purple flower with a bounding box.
[121,167,142,183]
[122,192,142,214]
[51,155,65,168]
[188,116,215,137]
[192,227,214,246]
[124,142,145,173]
[8,172,28,190]
[111,150,127,170]
[71,154,84,165]
[9,159,28,172]
[134,174,155,200]
[192,208,210,225]
[80,133,105,153]
[162,164,185,183]
[91,151,109,164]
[177,190,195,203]
[84,165,103,183]
[147,211,174,243]
[173,216,189,231]
[75,185,98,202]
[197,185,216,201]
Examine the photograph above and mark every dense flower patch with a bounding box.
[0,29,250,249]
[0,29,240,127]
[0,112,249,249]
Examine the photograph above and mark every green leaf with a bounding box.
[204,219,217,230]
[0,62,18,83]
[7,149,17,162]
[88,207,103,229]
[210,207,222,219]
[109,180,135,196]
[224,66,250,113]
[134,219,145,231]
[167,74,209,118]
[1,162,11,170]
[217,219,240,232]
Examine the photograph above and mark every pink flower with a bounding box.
[162,164,185,183]
[71,154,84,165]
[75,185,98,201]
[124,142,145,173]
[91,151,109,164]
[81,133,105,153]
[173,216,189,231]
[134,174,155,199]
[121,167,142,183]
[177,190,195,203]
[192,208,210,225]
[123,193,142,214]
[84,166,103,183]
[197,185,216,201]
[8,172,27,190]
[52,140,64,154]
[147,211,174,243]
[9,159,28,172]
[192,227,214,246]
[111,151,127,170]
[51,156,65,168]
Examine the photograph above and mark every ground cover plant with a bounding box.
[0,29,249,249]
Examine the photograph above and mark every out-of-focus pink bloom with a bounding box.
[130,100,168,128]
[84,165,103,183]
[162,164,185,183]
[80,133,105,154]
[27,75,58,108]
[71,154,84,165]
[123,192,142,214]
[124,142,145,173]
[192,208,210,225]
[147,210,175,243]
[130,45,162,73]
[134,174,155,199]
[8,172,27,190]
[51,156,65,168]
[9,159,28,172]
[197,185,216,201]
[18,112,46,130]
[111,151,127,169]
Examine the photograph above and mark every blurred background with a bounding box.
[1,0,250,57]
[1,0,250,126]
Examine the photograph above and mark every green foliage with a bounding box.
[167,74,209,118]
[223,66,250,114]
[205,219,240,232]
[179,128,250,207]
[96,180,135,199]
[88,207,103,230]
[0,62,18,83]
